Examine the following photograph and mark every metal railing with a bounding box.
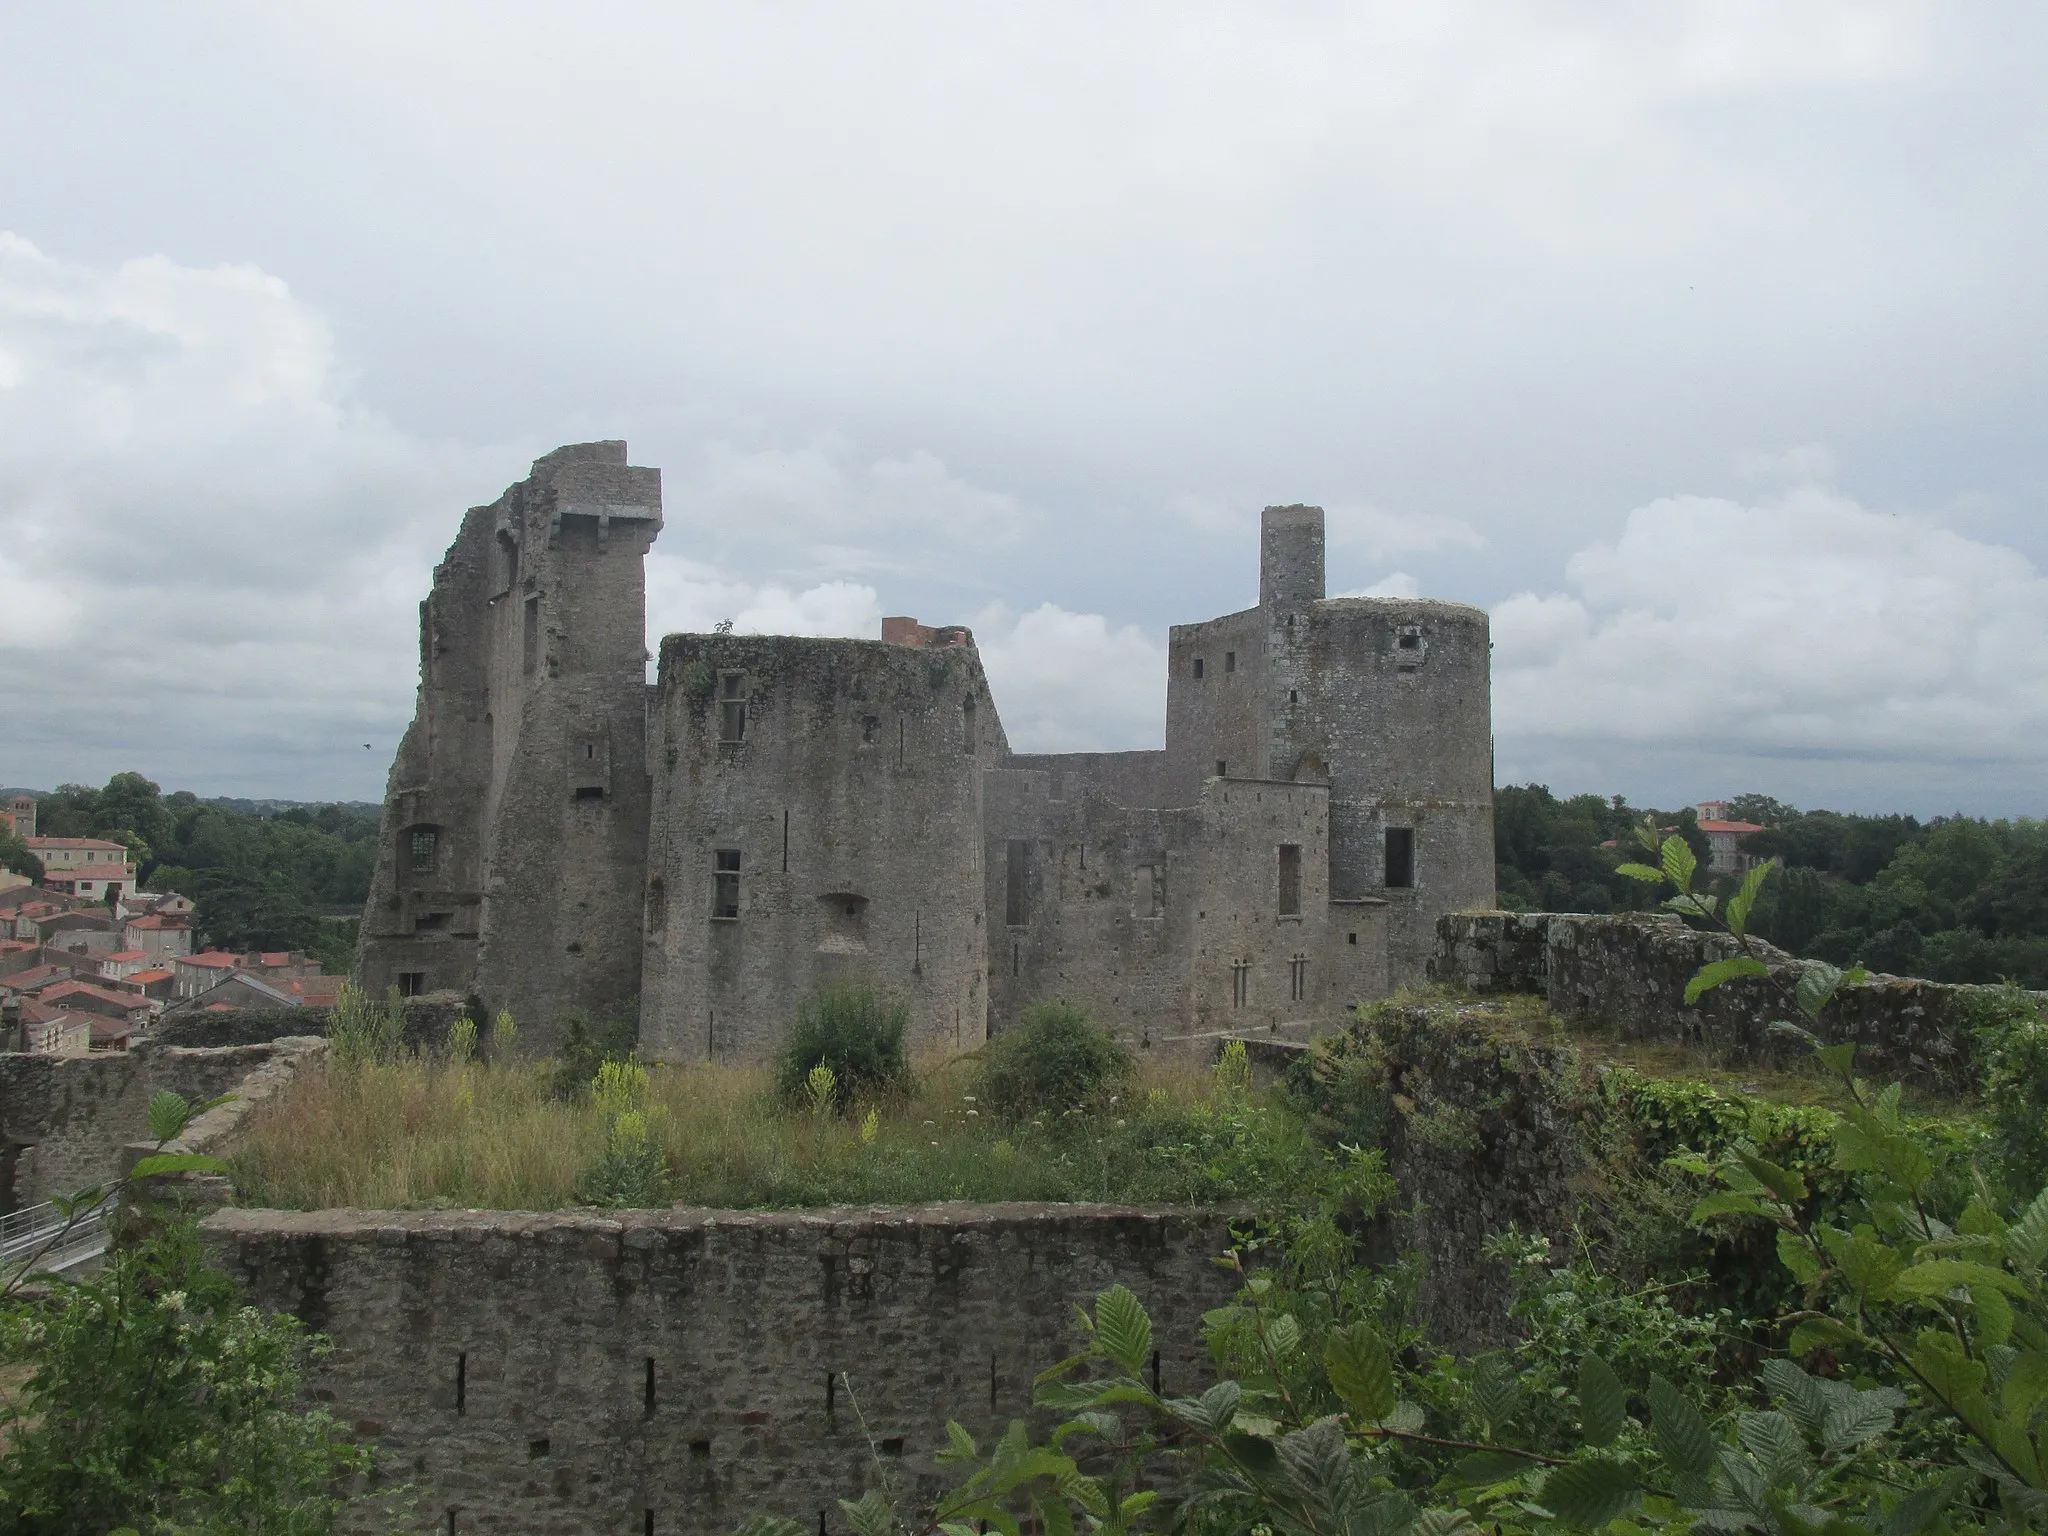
[0,1195,115,1276]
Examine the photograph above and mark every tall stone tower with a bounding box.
[638,629,997,1061]
[1163,504,1493,987]
[357,442,662,1050]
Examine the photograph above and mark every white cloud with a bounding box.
[1736,442,1838,484]
[1334,572,1422,599]
[644,554,882,643]
[0,234,507,793]
[1325,505,1484,561]
[972,601,1166,754]
[1493,490,2048,772]
[666,441,1029,579]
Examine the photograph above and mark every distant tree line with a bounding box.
[1496,783,2048,986]
[22,771,379,971]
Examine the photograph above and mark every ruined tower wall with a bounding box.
[983,767,1201,1041]
[1002,750,1173,810]
[1162,606,1269,806]
[360,443,661,1051]
[1295,597,1495,982]
[639,635,994,1063]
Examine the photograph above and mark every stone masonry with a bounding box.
[361,446,1496,1057]
[204,1203,1241,1536]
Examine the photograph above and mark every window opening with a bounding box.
[861,715,880,745]
[399,971,427,997]
[1288,689,1298,704]
[1398,632,1421,650]
[1289,953,1308,1001]
[1224,650,1236,673]
[644,1358,657,1417]
[573,785,604,801]
[712,849,741,919]
[718,674,746,743]
[897,717,905,768]
[522,596,540,676]
[1231,959,1250,1009]
[1134,864,1163,918]
[1192,657,1204,679]
[1348,931,1357,945]
[1214,760,1226,779]
[782,809,790,871]
[1005,841,1031,926]
[1277,844,1301,916]
[1384,827,1415,889]
[409,828,438,873]
[962,694,977,753]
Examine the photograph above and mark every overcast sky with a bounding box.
[3,2,2045,815]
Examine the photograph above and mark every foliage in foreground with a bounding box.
[740,833,2048,1536]
[0,1226,371,1536]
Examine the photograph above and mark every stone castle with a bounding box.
[358,442,1495,1054]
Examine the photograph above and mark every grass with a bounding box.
[228,1047,1321,1212]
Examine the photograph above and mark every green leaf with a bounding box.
[1819,1391,1899,1454]
[1725,859,1775,936]
[1892,1260,2026,1299]
[2000,1349,2048,1419]
[1664,893,1716,919]
[1265,1311,1303,1357]
[127,1152,231,1180]
[1880,1475,1961,1536]
[1686,956,1771,1005]
[942,1421,978,1462]
[1543,1457,1641,1529]
[145,1088,193,1144]
[1090,1286,1153,1378]
[837,1497,895,1536]
[1448,1450,1530,1488]
[1787,1317,1867,1356]
[1648,1375,1718,1482]
[1735,1149,1807,1206]
[1578,1354,1627,1449]
[1971,1283,2014,1349]
[1117,1491,1157,1521]
[1472,1352,1524,1436]
[1325,1322,1398,1422]
[1905,1338,1986,1404]
[1031,1491,1075,1536]
[1823,1229,1903,1303]
[1616,862,1667,884]
[1690,1191,1772,1224]
[1794,964,1846,1021]
[1737,1411,1808,1490]
[1814,1042,1858,1077]
[1777,1230,1822,1286]
[2006,1185,2048,1271]
[1660,835,1698,893]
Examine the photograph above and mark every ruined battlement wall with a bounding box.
[1432,911,2045,1093]
[0,1039,299,1207]
[641,634,997,1062]
[360,442,662,1051]
[1001,750,1174,811]
[203,1203,1242,1536]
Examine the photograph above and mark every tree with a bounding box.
[0,824,41,882]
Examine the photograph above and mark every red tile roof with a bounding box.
[125,914,192,931]
[129,967,174,984]
[4,964,71,989]
[24,836,127,851]
[37,980,151,1013]
[1698,820,1765,834]
[103,949,148,962]
[47,864,135,880]
[179,952,242,970]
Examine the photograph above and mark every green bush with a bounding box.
[0,1222,373,1534]
[1967,980,2048,1195]
[774,984,910,1111]
[973,1000,1134,1122]
[549,1007,638,1099]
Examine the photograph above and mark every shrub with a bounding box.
[1967,980,2048,1195]
[326,979,403,1067]
[774,984,910,1110]
[0,1222,373,1534]
[549,1008,637,1099]
[974,1000,1133,1122]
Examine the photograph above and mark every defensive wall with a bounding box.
[1432,910,2046,1094]
[204,1204,1241,1536]
[0,1036,321,1209]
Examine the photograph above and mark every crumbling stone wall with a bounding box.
[1432,911,2044,1094]
[0,1040,298,1207]
[204,1204,1241,1536]
[152,996,468,1051]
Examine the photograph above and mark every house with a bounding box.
[127,966,178,1001]
[119,890,195,921]
[95,949,152,982]
[0,938,42,978]
[3,898,73,940]
[25,836,136,902]
[34,979,156,1029]
[122,912,196,959]
[173,950,244,998]
[89,1016,137,1051]
[1696,802,1767,876]
[31,910,121,958]
[244,950,317,981]
[0,962,77,998]
[20,1001,92,1055]
[279,973,344,1007]
[168,969,302,1014]
[0,871,27,896]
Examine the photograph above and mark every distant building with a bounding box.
[20,1001,91,1055]
[33,979,155,1031]
[173,951,244,999]
[123,912,195,960]
[1696,802,1766,876]
[27,836,136,902]
[0,794,34,838]
[95,949,152,982]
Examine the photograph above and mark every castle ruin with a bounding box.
[358,443,1495,1053]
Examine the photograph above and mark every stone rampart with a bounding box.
[1432,910,2043,1093]
[204,1203,1241,1536]
[0,1039,306,1206]
[152,996,468,1051]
